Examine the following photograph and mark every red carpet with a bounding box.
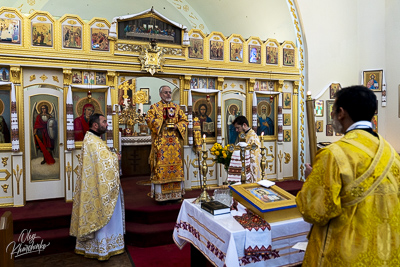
[127,243,190,267]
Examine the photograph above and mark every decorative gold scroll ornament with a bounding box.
[138,40,165,76]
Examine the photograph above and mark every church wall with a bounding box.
[297,0,400,152]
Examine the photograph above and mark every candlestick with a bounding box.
[260,132,264,148]
[202,134,206,151]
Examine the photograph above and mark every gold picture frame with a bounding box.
[229,183,301,223]
[363,70,383,91]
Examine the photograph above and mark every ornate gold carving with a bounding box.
[73,165,79,176]
[230,83,236,88]
[120,77,126,83]
[183,5,189,12]
[13,165,22,195]
[284,83,289,89]
[139,41,165,76]
[96,23,105,28]
[184,156,191,180]
[278,150,283,173]
[269,146,273,152]
[107,71,116,86]
[52,76,59,83]
[224,84,227,89]
[234,39,239,42]
[278,80,284,92]
[209,169,214,177]
[214,37,220,41]
[193,170,198,178]
[30,75,36,82]
[1,184,8,193]
[66,162,72,191]
[284,152,291,164]
[37,17,47,22]
[172,79,178,85]
[199,24,204,30]
[5,14,16,19]
[252,41,257,44]
[115,43,142,52]
[0,169,11,181]
[192,34,199,38]
[63,69,72,85]
[134,90,146,104]
[240,85,243,90]
[40,74,48,82]
[161,47,183,56]
[28,0,35,5]
[67,20,77,25]
[10,66,21,83]
[1,157,8,167]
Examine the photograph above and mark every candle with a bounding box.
[202,134,206,151]
[260,132,264,148]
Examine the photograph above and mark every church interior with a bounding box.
[0,0,399,266]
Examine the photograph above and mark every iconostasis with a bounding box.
[0,6,301,206]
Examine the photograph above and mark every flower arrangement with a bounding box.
[210,143,233,171]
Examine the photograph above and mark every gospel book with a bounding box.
[202,122,215,132]
[201,201,230,215]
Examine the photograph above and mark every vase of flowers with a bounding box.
[210,143,233,172]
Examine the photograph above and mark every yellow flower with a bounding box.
[223,153,227,158]
[215,151,220,156]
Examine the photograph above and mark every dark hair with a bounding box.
[232,115,249,127]
[199,103,207,113]
[334,85,377,122]
[89,113,104,128]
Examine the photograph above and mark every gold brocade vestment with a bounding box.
[296,130,400,266]
[70,132,120,239]
[146,101,188,200]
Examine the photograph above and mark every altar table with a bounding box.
[173,199,311,267]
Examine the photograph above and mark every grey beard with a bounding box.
[332,117,343,134]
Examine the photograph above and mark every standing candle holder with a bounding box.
[259,133,267,180]
[194,136,212,203]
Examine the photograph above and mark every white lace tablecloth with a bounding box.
[173,199,311,267]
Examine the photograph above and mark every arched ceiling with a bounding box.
[4,0,296,43]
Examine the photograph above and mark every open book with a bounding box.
[203,122,215,132]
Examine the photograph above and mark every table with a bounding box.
[173,199,311,267]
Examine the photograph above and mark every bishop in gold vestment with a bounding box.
[146,85,188,202]
[70,114,124,260]
[297,86,400,266]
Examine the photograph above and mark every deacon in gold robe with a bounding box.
[146,85,188,202]
[70,113,125,260]
[232,115,261,182]
[297,86,400,266]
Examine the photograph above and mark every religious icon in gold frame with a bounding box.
[326,124,333,136]
[249,45,261,64]
[363,70,383,92]
[283,93,291,109]
[266,46,278,65]
[63,25,82,49]
[283,113,291,126]
[230,42,243,62]
[316,120,323,132]
[315,100,324,117]
[0,88,11,145]
[329,83,341,99]
[283,48,295,66]
[32,22,53,47]
[72,70,82,84]
[326,100,334,124]
[192,93,217,140]
[189,38,203,59]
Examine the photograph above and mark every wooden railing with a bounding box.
[0,211,14,267]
